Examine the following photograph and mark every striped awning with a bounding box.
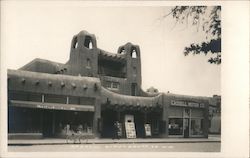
[9,100,94,112]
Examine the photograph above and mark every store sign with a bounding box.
[36,104,76,110]
[171,100,185,106]
[144,124,152,137]
[171,100,205,108]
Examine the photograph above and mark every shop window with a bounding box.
[8,107,42,133]
[168,118,183,135]
[191,118,204,135]
[131,49,137,58]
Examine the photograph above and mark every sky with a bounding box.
[1,1,221,97]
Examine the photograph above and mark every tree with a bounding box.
[168,6,221,64]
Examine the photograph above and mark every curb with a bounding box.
[8,140,221,146]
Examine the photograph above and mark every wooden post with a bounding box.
[52,111,55,135]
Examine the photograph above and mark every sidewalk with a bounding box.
[8,135,221,145]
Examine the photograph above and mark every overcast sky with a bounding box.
[1,1,221,97]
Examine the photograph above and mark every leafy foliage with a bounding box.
[170,6,221,64]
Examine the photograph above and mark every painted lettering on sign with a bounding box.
[187,102,199,107]
[171,100,205,108]
[171,100,186,106]
[36,104,76,110]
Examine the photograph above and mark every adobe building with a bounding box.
[7,30,217,139]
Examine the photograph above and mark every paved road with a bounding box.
[9,142,220,152]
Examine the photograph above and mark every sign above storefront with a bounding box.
[10,100,95,112]
[171,100,205,108]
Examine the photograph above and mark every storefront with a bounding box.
[167,99,208,138]
[8,100,95,138]
[7,69,101,139]
[100,87,163,138]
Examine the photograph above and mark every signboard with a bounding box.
[144,124,151,137]
[116,122,122,137]
[171,100,205,108]
[125,122,136,139]
[10,100,94,112]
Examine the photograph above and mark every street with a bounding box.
[8,142,220,152]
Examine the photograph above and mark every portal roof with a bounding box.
[101,87,162,107]
[164,92,209,103]
[8,69,101,97]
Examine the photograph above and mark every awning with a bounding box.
[9,100,94,112]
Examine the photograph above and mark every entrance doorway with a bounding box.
[42,110,54,137]
[101,109,117,138]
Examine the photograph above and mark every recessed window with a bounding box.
[112,82,119,89]
[133,67,137,76]
[131,49,137,58]
[72,37,78,49]
[74,42,78,49]
[86,58,91,68]
[105,81,112,88]
[105,81,119,90]
[120,49,125,54]
[84,36,93,49]
[89,42,93,49]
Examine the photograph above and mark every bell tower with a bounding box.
[66,30,98,77]
[118,43,142,96]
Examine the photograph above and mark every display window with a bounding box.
[190,118,204,135]
[168,118,183,135]
[168,107,205,137]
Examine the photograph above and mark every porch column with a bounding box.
[203,101,209,138]
[143,111,147,124]
[161,95,169,138]
[52,111,55,135]
[117,110,121,122]
[40,110,43,134]
[93,98,101,138]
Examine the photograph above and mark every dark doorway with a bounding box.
[42,110,53,137]
[101,109,117,138]
[134,112,145,138]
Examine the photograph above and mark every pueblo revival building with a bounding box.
[8,30,213,139]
